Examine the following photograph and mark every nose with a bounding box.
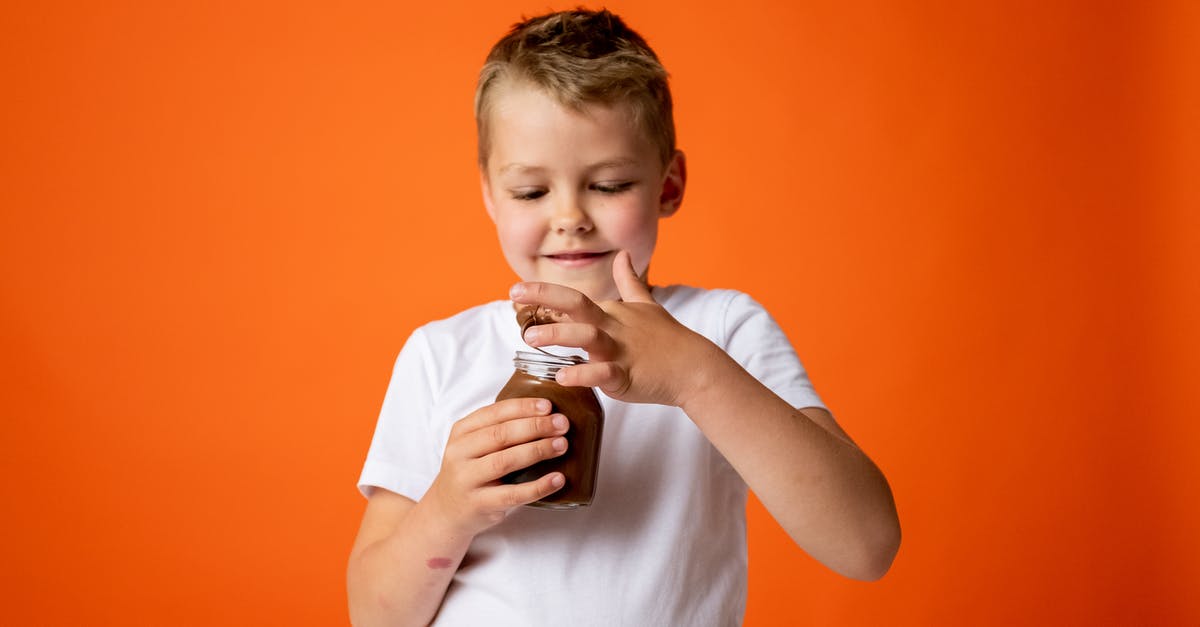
[550,194,593,235]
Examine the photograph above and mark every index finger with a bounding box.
[509,282,607,324]
[452,397,552,436]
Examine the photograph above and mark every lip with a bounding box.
[542,250,613,268]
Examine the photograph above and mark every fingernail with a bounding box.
[552,437,567,452]
[550,473,565,488]
[523,327,540,343]
[535,399,551,413]
[551,414,568,430]
[509,284,525,299]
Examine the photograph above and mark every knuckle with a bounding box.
[489,423,507,446]
[618,372,633,396]
[489,451,510,475]
[502,488,523,508]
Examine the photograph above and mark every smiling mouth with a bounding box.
[546,251,610,261]
[547,249,614,266]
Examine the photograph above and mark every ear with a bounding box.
[480,167,497,223]
[658,150,686,218]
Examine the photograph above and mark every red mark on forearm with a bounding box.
[426,557,453,569]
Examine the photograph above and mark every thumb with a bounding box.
[612,250,654,303]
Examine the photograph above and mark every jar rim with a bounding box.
[513,350,586,368]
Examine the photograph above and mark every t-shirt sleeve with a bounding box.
[357,327,442,501]
[721,291,826,411]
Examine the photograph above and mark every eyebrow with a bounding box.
[497,158,639,176]
[588,158,639,171]
[498,163,546,175]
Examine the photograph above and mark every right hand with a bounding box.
[423,397,569,537]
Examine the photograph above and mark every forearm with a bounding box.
[347,496,473,627]
[680,347,900,580]
[509,276,900,577]
[348,398,571,624]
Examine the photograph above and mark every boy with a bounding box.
[348,9,899,626]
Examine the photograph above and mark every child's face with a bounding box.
[480,83,684,303]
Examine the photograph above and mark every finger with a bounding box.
[484,471,566,509]
[474,435,569,483]
[509,281,607,324]
[611,250,654,304]
[459,413,570,459]
[516,304,568,334]
[523,322,618,357]
[451,397,552,438]
[556,361,630,396]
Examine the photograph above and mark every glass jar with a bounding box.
[496,350,605,509]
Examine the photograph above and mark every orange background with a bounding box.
[2,1,1197,625]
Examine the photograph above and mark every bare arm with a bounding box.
[512,251,900,580]
[347,398,570,625]
[348,490,467,627]
[678,344,899,580]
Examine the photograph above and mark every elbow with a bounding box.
[842,470,902,582]
[842,517,901,582]
[851,539,900,582]
[346,552,389,627]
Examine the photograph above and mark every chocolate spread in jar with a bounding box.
[499,307,605,509]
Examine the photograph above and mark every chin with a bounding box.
[560,278,618,302]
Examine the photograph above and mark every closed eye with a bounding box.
[591,181,635,194]
[510,188,547,201]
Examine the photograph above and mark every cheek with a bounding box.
[604,210,659,265]
[495,211,544,253]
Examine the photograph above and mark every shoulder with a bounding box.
[653,284,747,314]
[392,300,512,375]
[653,285,771,345]
[410,300,510,346]
[383,299,516,403]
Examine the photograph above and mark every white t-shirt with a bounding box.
[358,285,824,626]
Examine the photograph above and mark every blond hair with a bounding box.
[475,9,675,167]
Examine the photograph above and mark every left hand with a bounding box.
[509,250,725,407]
